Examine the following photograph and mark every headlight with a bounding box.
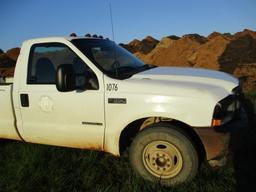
[212,94,241,127]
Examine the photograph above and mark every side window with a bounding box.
[27,43,98,89]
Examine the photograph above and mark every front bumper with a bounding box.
[193,108,248,167]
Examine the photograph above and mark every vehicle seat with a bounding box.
[35,58,55,83]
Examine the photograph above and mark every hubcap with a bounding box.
[142,141,183,179]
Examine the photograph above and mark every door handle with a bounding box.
[20,94,29,107]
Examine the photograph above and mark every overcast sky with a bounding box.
[1,0,256,51]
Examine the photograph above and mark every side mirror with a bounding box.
[56,64,76,92]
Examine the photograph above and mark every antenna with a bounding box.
[109,2,118,77]
[109,3,115,41]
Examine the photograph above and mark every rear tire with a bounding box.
[129,123,198,186]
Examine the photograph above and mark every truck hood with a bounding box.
[131,67,238,93]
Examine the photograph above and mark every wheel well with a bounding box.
[119,118,146,155]
[119,117,206,162]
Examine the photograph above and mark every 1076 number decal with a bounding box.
[106,83,118,91]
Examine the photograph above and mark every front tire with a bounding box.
[129,123,198,186]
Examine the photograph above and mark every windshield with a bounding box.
[71,39,155,79]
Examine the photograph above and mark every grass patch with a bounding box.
[0,141,235,192]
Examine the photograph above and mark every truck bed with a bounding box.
[0,84,21,140]
[0,77,14,84]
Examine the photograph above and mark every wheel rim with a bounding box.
[142,140,183,179]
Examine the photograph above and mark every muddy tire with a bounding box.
[129,123,198,186]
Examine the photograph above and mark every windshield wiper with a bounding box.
[116,66,137,72]
[109,65,136,79]
[134,64,157,73]
[112,64,157,79]
[142,64,157,69]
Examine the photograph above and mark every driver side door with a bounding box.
[19,42,105,149]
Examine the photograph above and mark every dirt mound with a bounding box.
[6,47,20,61]
[0,53,16,77]
[0,67,15,77]
[207,32,234,40]
[166,35,180,40]
[120,36,159,54]
[192,35,231,70]
[234,29,256,39]
[0,53,15,68]
[182,34,207,44]
[189,31,256,75]
[219,35,256,73]
[233,64,256,92]
[120,39,141,53]
[0,48,19,77]
[138,34,207,67]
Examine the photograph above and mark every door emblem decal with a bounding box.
[39,96,53,112]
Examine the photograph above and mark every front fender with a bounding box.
[103,93,217,156]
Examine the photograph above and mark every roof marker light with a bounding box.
[70,33,77,37]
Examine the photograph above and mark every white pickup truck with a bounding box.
[0,35,245,186]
